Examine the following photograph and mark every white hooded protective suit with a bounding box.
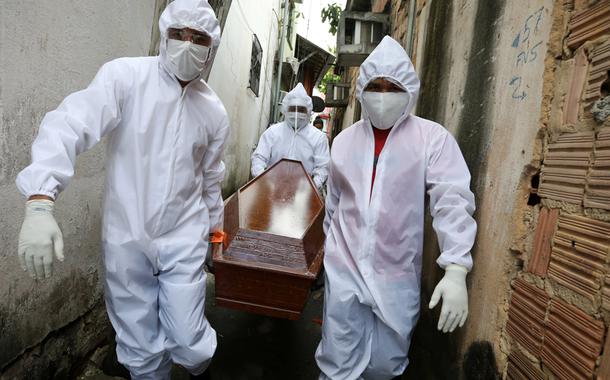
[15,1,226,378]
[315,36,477,379]
[251,83,329,188]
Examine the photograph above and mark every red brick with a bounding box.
[585,128,610,210]
[547,214,610,302]
[528,208,560,276]
[506,279,550,357]
[541,299,605,380]
[567,1,610,49]
[583,41,610,118]
[506,349,545,380]
[563,48,589,126]
[597,328,610,379]
[539,132,595,204]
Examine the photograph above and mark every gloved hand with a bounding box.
[428,264,468,333]
[18,200,64,279]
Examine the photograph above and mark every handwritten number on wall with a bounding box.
[510,7,545,101]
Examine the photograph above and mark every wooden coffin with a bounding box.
[213,159,325,320]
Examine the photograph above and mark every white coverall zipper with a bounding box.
[154,85,187,234]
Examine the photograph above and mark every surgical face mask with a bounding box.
[286,111,309,131]
[361,91,411,130]
[165,39,210,81]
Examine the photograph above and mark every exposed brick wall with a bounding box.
[504,1,610,379]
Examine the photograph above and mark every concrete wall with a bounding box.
[409,1,556,377]
[208,0,282,194]
[0,1,156,377]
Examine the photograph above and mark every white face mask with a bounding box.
[165,39,210,81]
[361,91,411,130]
[286,111,309,131]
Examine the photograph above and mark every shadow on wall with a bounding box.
[410,0,507,377]
[462,341,499,380]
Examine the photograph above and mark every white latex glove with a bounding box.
[428,264,468,333]
[18,200,64,279]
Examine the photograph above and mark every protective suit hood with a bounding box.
[158,0,221,79]
[356,36,420,121]
[281,83,313,117]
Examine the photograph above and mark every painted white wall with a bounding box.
[208,0,282,192]
[0,0,156,367]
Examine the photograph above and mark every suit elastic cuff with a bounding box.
[445,264,469,273]
[25,189,57,200]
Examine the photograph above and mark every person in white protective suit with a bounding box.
[15,1,228,379]
[251,83,330,190]
[315,36,477,380]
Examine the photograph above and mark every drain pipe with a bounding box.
[406,0,417,56]
[272,0,291,123]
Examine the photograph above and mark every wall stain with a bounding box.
[409,0,506,378]
[0,270,103,370]
[456,0,506,195]
[416,0,453,124]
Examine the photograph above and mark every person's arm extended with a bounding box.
[251,130,273,177]
[426,129,477,333]
[202,121,230,232]
[16,60,124,280]
[16,60,125,200]
[312,134,330,190]
[426,130,476,270]
[323,153,341,235]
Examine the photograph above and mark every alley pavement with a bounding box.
[80,274,325,380]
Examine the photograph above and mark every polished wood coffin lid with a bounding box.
[212,159,325,319]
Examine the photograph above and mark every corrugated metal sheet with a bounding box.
[541,299,605,380]
[583,41,610,117]
[538,132,595,204]
[527,208,560,276]
[507,349,545,380]
[585,128,610,210]
[567,1,610,49]
[547,214,610,302]
[506,279,549,356]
